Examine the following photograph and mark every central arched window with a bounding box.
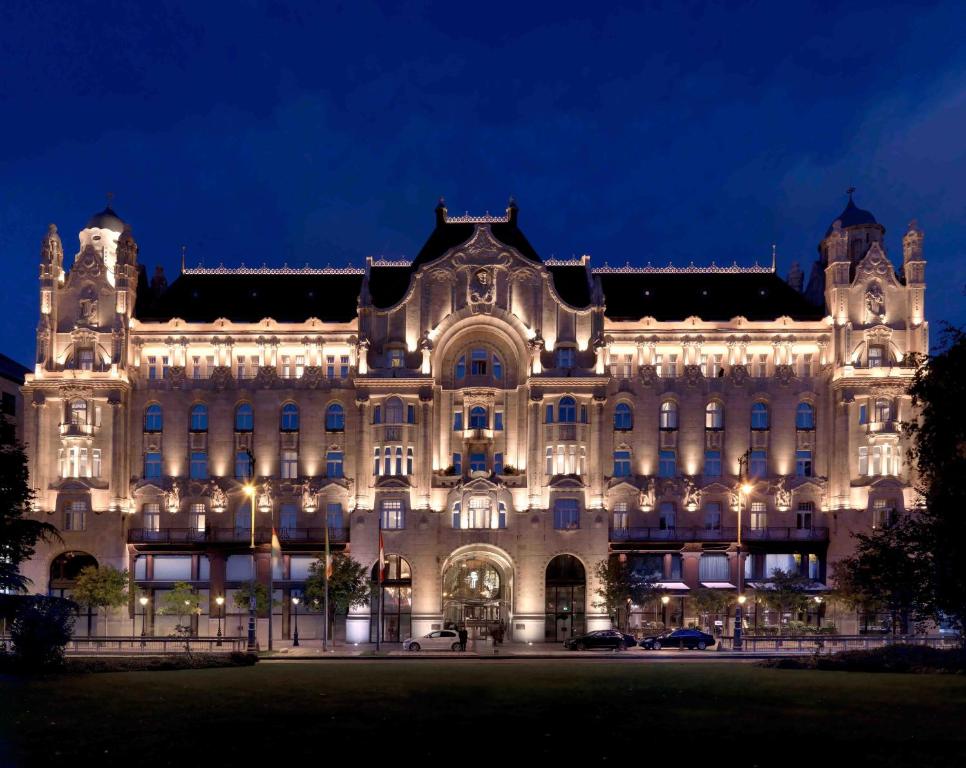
[143,404,162,432]
[325,403,345,431]
[751,402,769,430]
[455,347,504,383]
[705,402,724,430]
[384,397,404,424]
[189,404,208,432]
[614,403,633,431]
[660,401,678,430]
[469,406,488,429]
[558,396,577,424]
[235,403,253,432]
[280,403,299,432]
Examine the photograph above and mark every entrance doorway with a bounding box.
[545,554,586,642]
[370,555,412,643]
[49,551,98,636]
[442,556,508,641]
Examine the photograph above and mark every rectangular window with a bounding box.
[756,353,768,378]
[658,450,676,478]
[704,502,722,531]
[704,450,721,477]
[406,446,414,476]
[868,345,885,368]
[613,502,628,531]
[858,446,869,476]
[373,447,381,476]
[749,450,767,478]
[545,404,554,423]
[700,354,708,377]
[190,451,208,480]
[494,452,504,475]
[545,446,553,476]
[666,354,678,378]
[766,554,799,578]
[326,502,344,531]
[394,446,403,476]
[556,347,575,369]
[750,502,767,530]
[295,355,305,378]
[143,503,161,533]
[873,498,897,529]
[65,501,87,531]
[553,498,580,530]
[235,450,253,480]
[608,353,634,378]
[326,451,344,478]
[144,451,162,479]
[190,502,206,533]
[699,553,730,580]
[326,355,335,379]
[452,452,462,476]
[494,411,504,431]
[796,502,813,530]
[236,356,247,380]
[280,450,298,479]
[381,500,404,530]
[280,355,293,378]
[613,450,631,478]
[469,453,487,473]
[659,501,675,530]
[147,356,158,380]
[795,450,813,478]
[91,449,102,478]
[340,355,350,378]
[800,353,813,377]
[453,410,463,431]
[654,353,663,377]
[808,553,819,580]
[78,349,94,370]
[388,349,404,368]
[280,503,298,534]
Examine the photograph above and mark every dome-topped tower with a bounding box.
[76,199,129,287]
[85,205,126,233]
[818,188,885,265]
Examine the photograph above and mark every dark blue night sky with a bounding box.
[2,1,964,366]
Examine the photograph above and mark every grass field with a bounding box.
[2,660,965,766]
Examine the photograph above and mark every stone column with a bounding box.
[356,396,371,510]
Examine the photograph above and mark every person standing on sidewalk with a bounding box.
[458,625,468,652]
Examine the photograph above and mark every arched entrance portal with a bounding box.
[370,555,412,643]
[49,551,98,636]
[442,554,511,641]
[545,555,586,642]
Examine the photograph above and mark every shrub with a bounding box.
[757,644,966,674]
[10,595,76,668]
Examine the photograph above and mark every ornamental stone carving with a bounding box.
[209,366,232,390]
[730,364,749,386]
[167,366,186,389]
[302,366,322,388]
[865,281,885,323]
[208,482,228,513]
[639,364,657,386]
[468,268,495,305]
[683,364,703,386]
[774,364,794,385]
[255,365,278,388]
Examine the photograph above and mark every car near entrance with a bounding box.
[403,630,462,652]
[639,629,715,650]
[563,629,637,651]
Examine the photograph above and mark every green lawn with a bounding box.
[2,661,965,766]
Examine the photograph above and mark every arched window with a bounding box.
[235,403,254,432]
[384,397,404,424]
[705,402,724,430]
[469,406,488,429]
[614,403,633,431]
[795,402,815,430]
[659,401,678,430]
[751,402,769,430]
[69,399,87,425]
[325,403,345,431]
[558,396,577,424]
[144,404,163,432]
[190,404,208,432]
[280,403,299,432]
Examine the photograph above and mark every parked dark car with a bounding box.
[639,629,715,650]
[564,629,637,651]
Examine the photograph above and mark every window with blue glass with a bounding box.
[453,410,463,431]
[494,411,504,430]
[452,501,461,529]
[143,404,162,433]
[190,451,208,480]
[545,404,554,423]
[614,403,633,431]
[469,406,488,429]
[658,449,676,478]
[407,404,415,424]
[143,451,162,479]
[749,449,767,478]
[280,503,297,534]
[452,452,462,475]
[455,356,466,380]
[494,452,504,475]
[235,403,253,432]
[326,502,343,531]
[613,450,631,477]
[705,450,721,477]
[326,450,344,478]
[469,453,487,472]
[796,450,813,477]
[795,402,815,430]
[751,402,769,430]
[235,450,253,480]
[190,404,208,432]
[280,403,299,432]
[553,498,580,530]
[325,403,345,431]
[470,348,488,376]
[659,501,676,530]
[492,354,502,379]
[659,401,678,430]
[556,347,575,369]
[558,396,576,423]
[384,397,404,424]
[498,501,508,529]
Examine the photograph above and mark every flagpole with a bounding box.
[376,516,383,652]
[323,522,330,652]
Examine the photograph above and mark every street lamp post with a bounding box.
[735,449,753,651]
[139,595,149,647]
[661,595,670,629]
[215,595,225,646]
[291,595,300,647]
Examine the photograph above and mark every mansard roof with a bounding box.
[134,271,364,323]
[598,271,825,322]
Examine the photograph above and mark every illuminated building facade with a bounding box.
[20,195,925,641]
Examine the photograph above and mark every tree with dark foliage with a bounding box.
[906,326,966,640]
[0,417,59,592]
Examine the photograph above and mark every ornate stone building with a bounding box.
[20,194,925,642]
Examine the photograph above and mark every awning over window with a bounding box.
[654,581,689,591]
[746,581,829,592]
[700,581,736,589]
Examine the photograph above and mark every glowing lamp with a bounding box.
[139,596,149,607]
[737,595,747,605]
[661,595,670,605]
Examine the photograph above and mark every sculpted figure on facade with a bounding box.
[864,281,885,323]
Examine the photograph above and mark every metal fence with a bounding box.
[0,635,247,655]
[717,634,960,652]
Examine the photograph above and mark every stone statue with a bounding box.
[865,282,885,322]
[209,482,228,513]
